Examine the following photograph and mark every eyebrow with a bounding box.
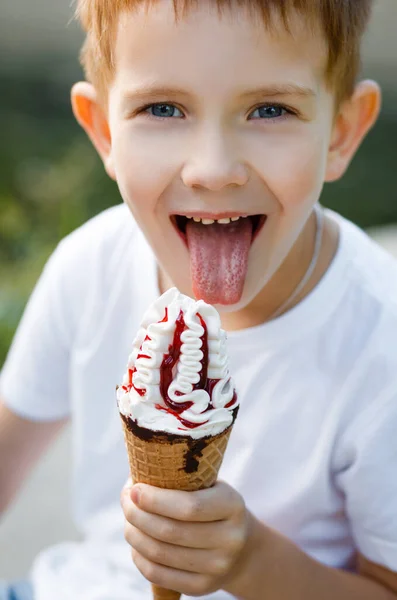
[121,83,316,104]
[240,84,317,99]
[121,86,192,104]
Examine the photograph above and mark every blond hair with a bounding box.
[76,0,374,106]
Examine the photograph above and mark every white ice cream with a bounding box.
[117,288,238,439]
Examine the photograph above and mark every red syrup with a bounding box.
[159,307,169,323]
[129,305,234,429]
[128,309,169,397]
[195,316,236,412]
[159,309,193,414]
[225,389,238,409]
[128,367,145,397]
[194,314,209,390]
[155,404,207,429]
[158,309,218,427]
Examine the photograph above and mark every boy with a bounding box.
[1,0,397,598]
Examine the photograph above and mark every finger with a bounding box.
[120,480,134,514]
[126,524,229,577]
[133,481,241,522]
[131,549,218,597]
[123,498,234,548]
[132,549,214,596]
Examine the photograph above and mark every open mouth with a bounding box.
[171,214,267,246]
[170,213,267,305]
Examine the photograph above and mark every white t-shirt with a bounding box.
[1,203,397,600]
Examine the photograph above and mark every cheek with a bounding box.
[248,125,329,210]
[110,124,183,216]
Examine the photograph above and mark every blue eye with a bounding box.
[146,104,183,118]
[250,105,287,119]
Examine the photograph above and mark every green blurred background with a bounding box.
[1,0,397,366]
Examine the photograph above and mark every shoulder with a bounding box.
[40,204,143,335]
[57,203,136,261]
[49,204,139,280]
[330,210,397,321]
[326,211,397,420]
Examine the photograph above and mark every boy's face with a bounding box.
[106,2,335,309]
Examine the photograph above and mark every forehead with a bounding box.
[113,1,328,95]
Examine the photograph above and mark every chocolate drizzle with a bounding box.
[184,438,207,473]
[121,407,239,474]
[121,413,174,442]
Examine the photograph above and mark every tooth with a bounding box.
[186,216,193,219]
[231,216,240,222]
[202,218,215,225]
[193,217,201,222]
[218,218,231,224]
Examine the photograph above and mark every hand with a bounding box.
[120,479,253,597]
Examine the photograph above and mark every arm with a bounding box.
[121,481,397,600]
[0,398,68,516]
[226,517,397,600]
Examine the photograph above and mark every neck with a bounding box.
[159,209,339,332]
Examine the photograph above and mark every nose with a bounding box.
[181,128,249,191]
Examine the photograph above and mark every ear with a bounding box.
[325,80,381,182]
[71,82,116,180]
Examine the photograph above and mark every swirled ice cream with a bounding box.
[117,288,238,439]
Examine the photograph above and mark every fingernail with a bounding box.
[131,485,141,506]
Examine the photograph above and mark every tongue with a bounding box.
[186,218,252,305]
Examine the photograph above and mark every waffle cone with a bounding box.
[121,414,234,599]
[121,416,232,491]
[151,583,182,600]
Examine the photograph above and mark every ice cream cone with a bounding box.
[121,415,233,491]
[121,415,235,599]
[117,288,239,600]
[151,584,181,600]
